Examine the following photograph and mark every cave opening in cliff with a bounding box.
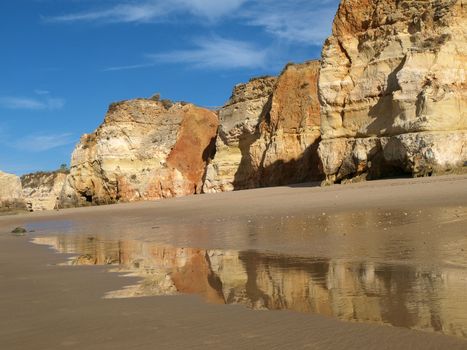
[79,191,93,204]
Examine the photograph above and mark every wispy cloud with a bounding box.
[177,0,248,19]
[45,0,338,45]
[103,63,157,72]
[148,37,268,70]
[244,0,339,45]
[34,89,50,95]
[47,2,167,23]
[46,0,339,72]
[13,133,75,152]
[46,0,247,23]
[0,97,45,110]
[0,124,74,153]
[45,98,66,110]
[0,95,65,111]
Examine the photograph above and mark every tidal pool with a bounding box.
[30,205,467,338]
[34,215,467,338]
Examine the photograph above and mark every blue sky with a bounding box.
[0,0,339,175]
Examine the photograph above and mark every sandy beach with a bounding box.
[1,175,467,349]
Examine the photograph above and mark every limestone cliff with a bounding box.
[204,61,323,192]
[21,171,68,211]
[319,0,466,183]
[0,170,26,212]
[60,98,218,207]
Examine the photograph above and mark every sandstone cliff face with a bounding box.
[21,171,67,211]
[250,61,323,186]
[43,0,467,205]
[60,99,218,207]
[0,170,25,211]
[204,61,323,192]
[203,77,277,192]
[319,0,466,182]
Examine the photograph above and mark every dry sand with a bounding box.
[0,175,466,349]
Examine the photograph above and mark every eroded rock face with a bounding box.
[60,99,218,207]
[250,61,323,186]
[204,61,323,192]
[0,170,25,211]
[203,77,277,192]
[319,0,467,182]
[21,171,68,211]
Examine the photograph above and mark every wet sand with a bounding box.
[1,175,467,349]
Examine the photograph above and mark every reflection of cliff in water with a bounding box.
[34,235,467,338]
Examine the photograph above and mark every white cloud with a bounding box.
[13,133,75,152]
[0,97,46,110]
[176,0,247,19]
[46,0,339,45]
[148,37,268,70]
[103,63,157,72]
[45,98,66,110]
[244,1,338,45]
[0,96,65,111]
[47,0,247,23]
[0,125,74,153]
[34,89,51,96]
[48,3,166,23]
[47,0,340,71]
